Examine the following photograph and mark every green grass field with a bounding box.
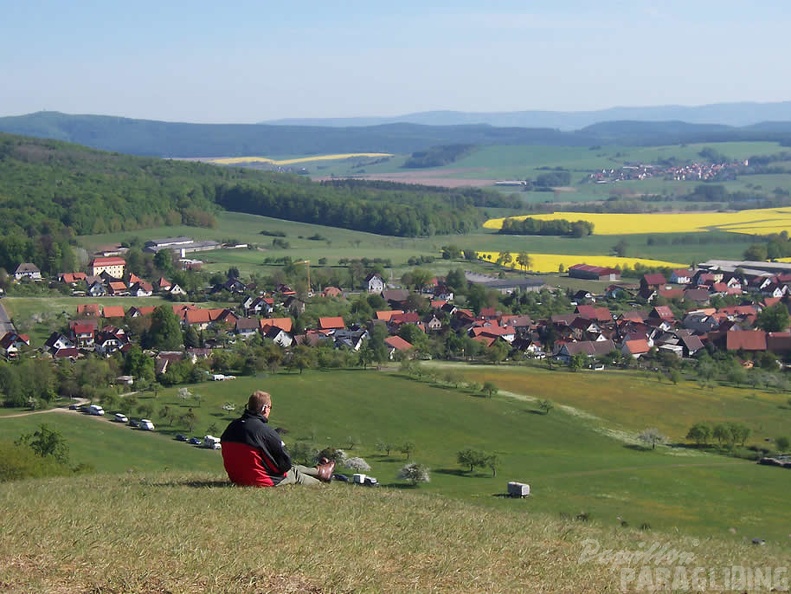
[4,368,790,543]
[75,210,755,284]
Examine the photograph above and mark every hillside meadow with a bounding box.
[3,369,791,544]
[4,473,790,593]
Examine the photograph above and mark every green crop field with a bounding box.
[3,368,790,543]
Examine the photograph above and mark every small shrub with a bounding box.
[343,457,371,472]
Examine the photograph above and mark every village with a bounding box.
[3,242,791,390]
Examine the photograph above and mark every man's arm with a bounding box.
[263,430,292,473]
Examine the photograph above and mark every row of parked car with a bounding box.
[175,434,222,449]
[68,402,222,450]
[68,403,155,430]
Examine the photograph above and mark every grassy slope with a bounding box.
[4,472,788,593]
[3,370,791,543]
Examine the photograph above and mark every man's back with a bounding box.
[221,410,290,486]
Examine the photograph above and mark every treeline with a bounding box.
[403,144,475,168]
[744,231,791,261]
[216,179,497,237]
[499,217,594,237]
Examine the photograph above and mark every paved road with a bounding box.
[0,301,15,336]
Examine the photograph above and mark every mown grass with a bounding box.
[3,370,791,543]
[1,471,788,593]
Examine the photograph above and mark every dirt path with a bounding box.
[0,392,138,420]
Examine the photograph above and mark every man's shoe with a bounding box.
[316,459,336,482]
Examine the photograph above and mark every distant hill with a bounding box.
[264,101,791,129]
[3,110,791,158]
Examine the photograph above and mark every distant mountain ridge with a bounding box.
[2,109,791,158]
[263,101,791,130]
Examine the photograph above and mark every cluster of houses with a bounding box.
[6,251,791,373]
[587,159,747,184]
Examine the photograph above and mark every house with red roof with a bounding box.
[129,281,153,297]
[102,305,126,319]
[318,317,346,331]
[59,272,87,285]
[621,338,651,359]
[106,282,128,296]
[69,320,98,349]
[260,317,293,333]
[375,310,404,322]
[89,256,125,278]
[0,332,30,359]
[640,273,667,290]
[384,335,413,359]
[725,330,767,353]
[76,303,101,317]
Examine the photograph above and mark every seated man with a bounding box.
[221,390,334,487]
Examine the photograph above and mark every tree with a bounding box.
[637,428,667,450]
[375,440,393,457]
[481,381,498,398]
[516,252,532,272]
[756,303,790,332]
[15,424,69,463]
[153,249,174,275]
[457,448,489,473]
[569,353,588,372]
[159,405,175,426]
[538,399,554,415]
[496,252,513,267]
[775,436,790,453]
[486,453,499,477]
[484,340,509,364]
[613,239,628,257]
[399,440,416,460]
[713,423,729,447]
[289,345,316,374]
[146,305,183,351]
[686,422,712,446]
[181,410,199,433]
[398,462,430,486]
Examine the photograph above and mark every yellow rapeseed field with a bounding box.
[477,251,684,274]
[209,153,393,166]
[484,207,791,236]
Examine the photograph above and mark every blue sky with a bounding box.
[1,0,789,122]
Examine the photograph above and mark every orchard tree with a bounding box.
[457,448,489,473]
[638,428,667,450]
[398,462,430,486]
[686,422,712,446]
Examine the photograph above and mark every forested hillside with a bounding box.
[216,179,518,237]
[5,111,791,158]
[0,133,516,273]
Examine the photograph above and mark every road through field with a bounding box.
[0,302,15,337]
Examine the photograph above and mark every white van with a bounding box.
[88,404,105,416]
[139,419,155,431]
[202,435,221,450]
